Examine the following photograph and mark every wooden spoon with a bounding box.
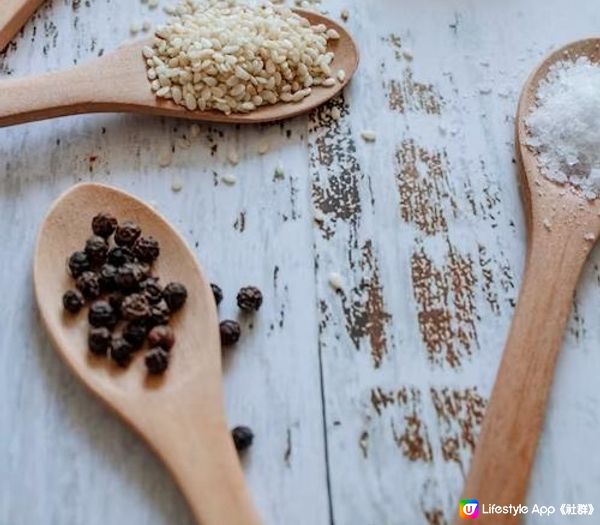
[0,0,45,52]
[34,183,262,525]
[458,39,600,524]
[0,10,357,127]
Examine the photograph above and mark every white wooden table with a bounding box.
[2,1,600,524]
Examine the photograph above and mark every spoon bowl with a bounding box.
[517,38,600,222]
[34,183,262,525]
[0,10,358,127]
[459,39,600,525]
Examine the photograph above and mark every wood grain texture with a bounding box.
[1,1,600,525]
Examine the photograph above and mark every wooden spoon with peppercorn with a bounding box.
[34,183,262,525]
[0,10,357,127]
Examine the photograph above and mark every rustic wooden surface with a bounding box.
[1,1,600,524]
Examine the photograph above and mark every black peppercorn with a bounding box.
[115,262,143,292]
[98,264,118,292]
[211,283,223,306]
[85,235,109,266]
[63,290,85,313]
[147,300,170,327]
[88,327,112,356]
[67,250,90,277]
[236,286,263,312]
[114,221,141,247]
[88,300,118,329]
[76,271,101,300]
[107,246,134,267]
[91,212,118,239]
[147,325,175,351]
[163,282,187,312]
[110,337,133,367]
[140,277,163,304]
[108,292,125,317]
[133,236,160,263]
[145,347,169,374]
[121,293,150,321]
[123,320,147,350]
[231,426,254,452]
[137,261,151,280]
[220,320,241,346]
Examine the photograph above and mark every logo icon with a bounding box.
[459,500,479,519]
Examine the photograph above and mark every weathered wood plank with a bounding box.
[308,1,600,524]
[0,1,329,524]
[3,0,600,524]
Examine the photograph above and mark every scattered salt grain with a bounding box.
[222,174,238,186]
[228,148,240,166]
[189,123,201,138]
[526,57,600,199]
[176,137,191,149]
[340,8,349,21]
[361,130,376,142]
[130,22,141,35]
[274,164,285,179]
[585,232,595,242]
[142,20,152,32]
[158,148,173,167]
[171,177,183,192]
[542,218,552,231]
[328,272,344,292]
[258,141,270,155]
[337,69,346,83]
[148,0,159,7]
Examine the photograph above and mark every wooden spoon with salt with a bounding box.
[458,39,600,524]
[34,183,262,525]
[0,0,46,52]
[0,10,357,127]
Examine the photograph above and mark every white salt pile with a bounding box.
[525,57,600,199]
[144,0,341,115]
[526,57,600,199]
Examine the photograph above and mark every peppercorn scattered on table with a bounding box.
[2,1,600,524]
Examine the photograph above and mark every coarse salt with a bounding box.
[526,57,600,199]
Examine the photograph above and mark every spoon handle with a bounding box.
[143,396,263,525]
[0,0,45,51]
[0,47,150,127]
[0,60,124,127]
[459,219,592,524]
